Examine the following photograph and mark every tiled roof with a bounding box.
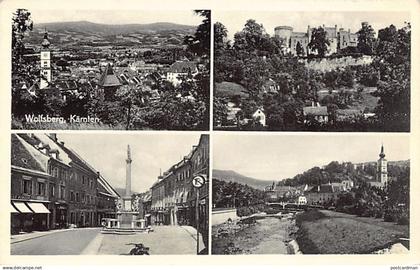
[168,61,197,73]
[11,134,49,173]
[98,64,122,87]
[308,184,336,193]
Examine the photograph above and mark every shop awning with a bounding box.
[27,202,50,214]
[13,202,33,213]
[10,204,19,213]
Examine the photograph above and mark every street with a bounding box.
[98,226,204,255]
[11,226,204,255]
[11,228,101,255]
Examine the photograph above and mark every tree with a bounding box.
[373,23,410,131]
[296,41,304,57]
[308,27,330,57]
[12,9,33,72]
[214,22,228,51]
[184,10,210,57]
[356,22,376,55]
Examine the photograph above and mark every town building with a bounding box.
[252,108,267,127]
[275,23,360,57]
[166,61,198,86]
[10,134,119,234]
[303,103,329,123]
[150,135,209,248]
[305,184,340,205]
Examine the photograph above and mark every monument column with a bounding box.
[123,145,132,210]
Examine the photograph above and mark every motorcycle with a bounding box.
[129,243,150,255]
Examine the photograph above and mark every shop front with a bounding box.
[11,200,51,234]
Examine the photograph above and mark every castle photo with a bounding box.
[213,11,410,132]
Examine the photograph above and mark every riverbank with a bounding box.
[295,209,409,254]
[211,216,298,254]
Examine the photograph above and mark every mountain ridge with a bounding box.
[34,20,196,35]
[212,169,275,190]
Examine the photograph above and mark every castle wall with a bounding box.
[301,55,373,72]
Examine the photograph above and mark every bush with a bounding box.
[397,214,409,225]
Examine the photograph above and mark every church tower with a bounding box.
[40,31,52,89]
[377,144,388,186]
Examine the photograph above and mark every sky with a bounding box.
[213,134,410,181]
[57,133,202,193]
[29,10,203,26]
[214,11,410,40]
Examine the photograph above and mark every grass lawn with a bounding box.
[295,209,409,254]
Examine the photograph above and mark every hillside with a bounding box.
[213,169,275,190]
[34,21,196,35]
[279,160,410,187]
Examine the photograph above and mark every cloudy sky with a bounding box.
[57,133,202,193]
[213,134,410,181]
[29,9,203,26]
[214,11,410,40]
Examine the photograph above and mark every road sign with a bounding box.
[192,175,206,188]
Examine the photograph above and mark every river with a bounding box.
[212,216,297,254]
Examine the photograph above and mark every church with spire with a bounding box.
[40,30,52,89]
[367,144,389,188]
[376,144,388,186]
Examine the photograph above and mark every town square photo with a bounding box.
[10,133,209,255]
[212,134,410,254]
[11,9,210,130]
[213,11,411,132]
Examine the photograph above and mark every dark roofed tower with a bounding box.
[97,64,121,100]
[377,144,388,186]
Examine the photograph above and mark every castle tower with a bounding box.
[40,31,52,89]
[377,144,388,186]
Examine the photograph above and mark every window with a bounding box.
[52,167,59,178]
[50,183,55,197]
[82,176,86,185]
[60,185,65,200]
[23,179,32,194]
[76,192,80,202]
[37,182,46,196]
[70,191,75,201]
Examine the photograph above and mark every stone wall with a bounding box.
[302,55,373,72]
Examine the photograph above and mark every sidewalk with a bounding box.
[10,227,99,244]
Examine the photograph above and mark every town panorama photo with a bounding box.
[213,11,410,132]
[11,9,210,130]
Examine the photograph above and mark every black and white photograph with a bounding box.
[10,133,209,255]
[11,9,210,130]
[212,135,410,254]
[213,11,411,132]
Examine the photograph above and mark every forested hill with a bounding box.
[278,160,410,187]
[213,169,275,190]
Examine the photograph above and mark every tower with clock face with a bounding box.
[40,31,51,89]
